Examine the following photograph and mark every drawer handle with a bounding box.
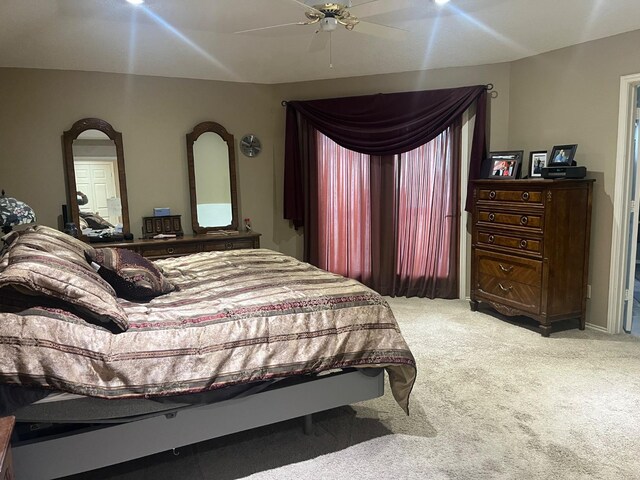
[499,264,514,273]
[488,235,495,244]
[498,283,513,293]
[167,247,175,254]
[519,240,528,249]
[489,190,496,200]
[488,213,496,222]
[225,242,234,250]
[522,192,530,201]
[520,216,529,225]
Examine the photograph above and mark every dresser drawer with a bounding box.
[139,242,201,259]
[476,209,543,230]
[477,187,544,205]
[477,273,541,314]
[477,231,542,256]
[476,249,542,286]
[202,238,255,251]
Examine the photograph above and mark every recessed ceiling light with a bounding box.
[126,0,144,5]
[435,0,450,5]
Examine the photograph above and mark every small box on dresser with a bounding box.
[0,416,15,480]
[469,178,594,337]
[142,215,184,239]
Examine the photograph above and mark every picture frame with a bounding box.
[548,144,578,166]
[529,151,548,178]
[485,150,523,179]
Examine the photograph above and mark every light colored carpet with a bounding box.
[69,298,640,480]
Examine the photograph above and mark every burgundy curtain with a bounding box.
[313,124,460,298]
[284,85,488,227]
[394,122,460,298]
[315,135,372,284]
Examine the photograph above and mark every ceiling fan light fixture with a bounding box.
[320,17,338,31]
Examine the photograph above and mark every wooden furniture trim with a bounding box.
[62,118,130,240]
[186,121,239,234]
[98,232,261,259]
[0,416,15,480]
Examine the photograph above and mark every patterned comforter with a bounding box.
[0,249,416,413]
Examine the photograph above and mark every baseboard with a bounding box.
[585,322,608,333]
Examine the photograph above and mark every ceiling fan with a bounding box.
[235,0,411,55]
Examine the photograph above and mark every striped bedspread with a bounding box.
[0,249,416,413]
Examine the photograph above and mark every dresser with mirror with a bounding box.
[62,118,260,257]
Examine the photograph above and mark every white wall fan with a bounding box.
[235,0,410,59]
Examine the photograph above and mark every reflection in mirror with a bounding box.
[73,130,122,227]
[63,118,129,240]
[187,121,238,233]
[193,132,232,227]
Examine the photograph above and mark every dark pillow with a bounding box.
[86,248,175,301]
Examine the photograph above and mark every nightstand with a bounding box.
[0,416,14,480]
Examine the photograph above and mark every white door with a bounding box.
[74,160,118,225]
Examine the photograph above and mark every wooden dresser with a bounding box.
[470,179,594,336]
[0,416,14,480]
[97,231,261,260]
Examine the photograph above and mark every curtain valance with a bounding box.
[284,85,488,227]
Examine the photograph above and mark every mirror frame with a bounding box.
[62,118,130,240]
[186,121,239,233]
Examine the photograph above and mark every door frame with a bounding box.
[607,73,640,334]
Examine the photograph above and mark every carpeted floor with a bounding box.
[67,298,640,480]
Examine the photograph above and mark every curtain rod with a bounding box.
[282,84,497,106]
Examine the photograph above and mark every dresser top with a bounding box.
[471,178,595,185]
[94,231,261,249]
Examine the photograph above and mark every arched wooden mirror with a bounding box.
[62,118,130,240]
[186,121,239,233]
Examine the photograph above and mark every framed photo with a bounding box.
[529,151,548,177]
[549,144,578,166]
[485,151,523,179]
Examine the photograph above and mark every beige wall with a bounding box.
[508,28,640,329]
[0,68,279,249]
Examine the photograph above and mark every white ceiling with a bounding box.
[1,0,639,85]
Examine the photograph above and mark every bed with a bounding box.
[0,226,416,479]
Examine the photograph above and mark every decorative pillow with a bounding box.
[86,248,175,301]
[0,243,129,333]
[13,225,96,266]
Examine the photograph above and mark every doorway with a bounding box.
[609,75,640,335]
[629,85,640,335]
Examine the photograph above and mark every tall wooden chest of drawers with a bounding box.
[470,179,594,336]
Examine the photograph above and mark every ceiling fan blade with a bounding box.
[349,0,412,19]
[234,21,311,34]
[308,32,330,52]
[352,20,408,41]
[287,0,325,17]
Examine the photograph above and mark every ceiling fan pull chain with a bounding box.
[329,32,333,68]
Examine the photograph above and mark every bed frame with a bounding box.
[12,369,384,480]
